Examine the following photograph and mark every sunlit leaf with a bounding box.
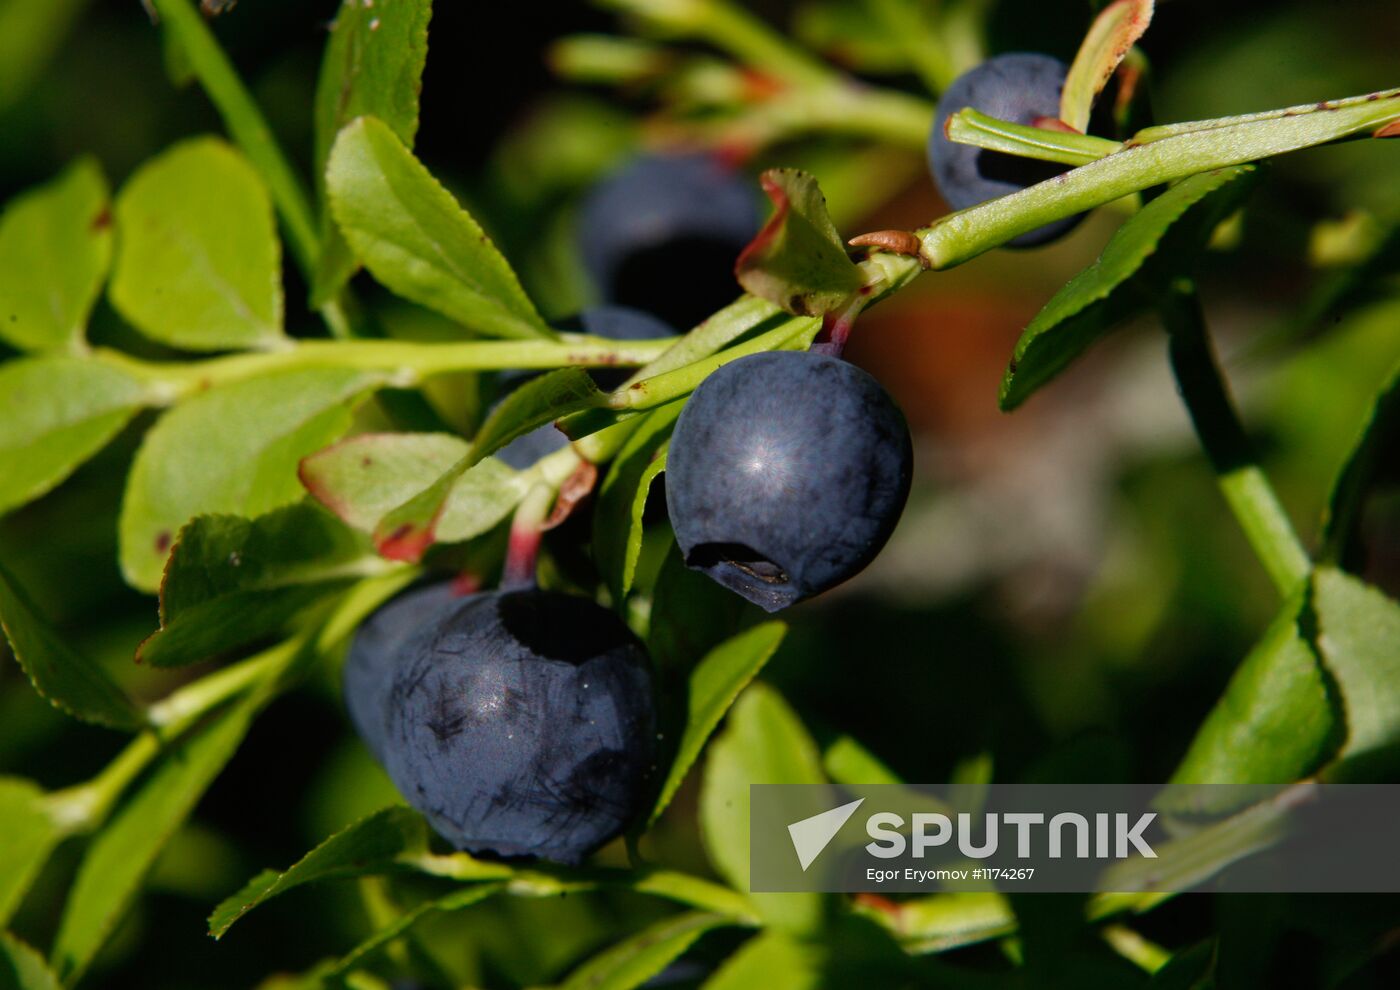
[0,157,111,352]
[326,116,551,339]
[110,138,285,351]
[0,356,148,517]
[299,432,527,547]
[119,368,382,591]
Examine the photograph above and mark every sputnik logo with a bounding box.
[787,798,865,871]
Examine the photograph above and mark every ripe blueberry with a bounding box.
[576,154,760,328]
[344,580,462,764]
[494,305,678,470]
[665,351,913,612]
[359,587,656,864]
[928,53,1084,247]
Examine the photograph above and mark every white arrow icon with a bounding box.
[787,798,865,871]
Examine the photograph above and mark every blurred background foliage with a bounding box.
[0,0,1398,986]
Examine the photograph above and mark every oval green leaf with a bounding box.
[119,367,382,591]
[326,115,552,340]
[0,158,112,353]
[0,356,148,517]
[110,137,285,351]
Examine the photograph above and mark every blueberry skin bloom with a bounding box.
[344,581,463,764]
[929,53,1083,247]
[381,589,656,864]
[576,155,760,327]
[494,305,678,470]
[666,351,913,612]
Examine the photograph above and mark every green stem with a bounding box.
[1158,281,1311,595]
[148,0,358,337]
[95,336,676,404]
[945,108,1125,166]
[920,88,1400,269]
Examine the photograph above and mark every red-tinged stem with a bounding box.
[809,292,872,358]
[502,484,555,589]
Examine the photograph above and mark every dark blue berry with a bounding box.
[929,53,1084,247]
[665,351,912,612]
[576,154,760,328]
[370,588,656,864]
[344,581,463,763]
[494,306,677,469]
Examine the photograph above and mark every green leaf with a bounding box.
[1312,567,1400,765]
[0,778,61,927]
[1322,359,1400,562]
[51,692,264,984]
[138,504,374,668]
[734,168,864,317]
[593,403,681,605]
[0,356,148,517]
[0,559,144,730]
[326,116,551,339]
[0,932,60,990]
[702,932,820,990]
[560,912,732,990]
[119,367,381,591]
[0,158,112,352]
[1059,0,1154,132]
[299,433,526,546]
[1000,165,1261,410]
[650,623,786,827]
[699,683,826,934]
[310,0,433,307]
[209,805,429,938]
[110,137,285,351]
[370,369,601,562]
[1168,583,1337,788]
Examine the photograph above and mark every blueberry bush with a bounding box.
[1,0,1399,986]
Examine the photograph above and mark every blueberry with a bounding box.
[576,154,760,328]
[665,351,913,612]
[929,53,1084,247]
[374,588,656,864]
[344,581,463,763]
[494,305,677,469]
